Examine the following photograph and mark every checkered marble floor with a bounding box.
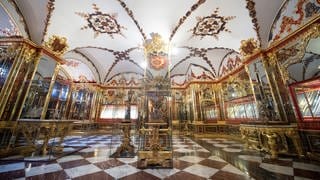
[0,135,253,180]
[196,137,320,180]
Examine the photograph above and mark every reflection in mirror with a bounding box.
[223,70,258,123]
[20,57,56,119]
[288,37,320,122]
[45,70,70,119]
[69,86,94,120]
[0,45,15,92]
[287,37,320,84]
[292,80,320,121]
[200,84,219,122]
[247,58,278,122]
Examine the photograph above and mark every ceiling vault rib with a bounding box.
[76,46,139,53]
[245,0,261,47]
[170,46,217,76]
[169,56,191,75]
[106,71,144,83]
[188,63,215,78]
[8,0,31,39]
[103,58,150,83]
[217,50,237,77]
[169,0,206,41]
[173,63,214,79]
[41,0,55,44]
[116,0,147,40]
[72,49,102,83]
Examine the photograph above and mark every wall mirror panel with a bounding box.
[287,37,320,123]
[246,58,278,122]
[223,69,258,123]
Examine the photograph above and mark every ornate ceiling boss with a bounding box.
[76,3,126,38]
[190,8,235,39]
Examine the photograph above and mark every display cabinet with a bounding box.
[200,84,220,123]
[20,55,58,119]
[223,70,259,124]
[45,76,70,119]
[0,37,65,157]
[68,85,94,120]
[290,79,320,123]
[137,33,172,168]
[225,96,258,123]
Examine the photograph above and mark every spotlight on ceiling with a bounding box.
[171,47,179,56]
[140,61,147,69]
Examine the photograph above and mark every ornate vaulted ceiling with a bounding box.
[1,0,289,86]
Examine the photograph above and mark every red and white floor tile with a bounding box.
[0,135,319,179]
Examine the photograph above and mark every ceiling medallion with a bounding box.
[76,3,126,38]
[239,38,259,57]
[190,8,235,39]
[149,54,167,70]
[44,35,68,56]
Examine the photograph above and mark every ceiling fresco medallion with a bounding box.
[76,3,126,38]
[149,54,167,70]
[190,8,235,39]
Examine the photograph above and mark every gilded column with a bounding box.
[0,44,27,117]
[261,53,288,122]
[89,86,98,121]
[262,52,296,122]
[10,49,41,120]
[62,83,73,119]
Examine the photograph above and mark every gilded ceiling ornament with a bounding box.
[190,8,235,40]
[239,38,259,57]
[144,33,168,71]
[23,47,36,62]
[44,35,68,56]
[76,3,126,38]
[144,33,168,54]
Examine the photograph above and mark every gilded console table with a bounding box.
[13,119,75,155]
[240,124,303,158]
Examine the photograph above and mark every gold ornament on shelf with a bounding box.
[44,35,68,56]
[239,38,259,57]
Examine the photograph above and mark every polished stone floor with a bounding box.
[0,134,319,179]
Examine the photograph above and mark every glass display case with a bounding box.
[223,70,259,123]
[226,99,258,120]
[0,45,14,92]
[100,104,138,120]
[246,59,278,122]
[20,80,50,119]
[20,57,57,119]
[45,77,70,119]
[68,86,94,120]
[290,78,320,122]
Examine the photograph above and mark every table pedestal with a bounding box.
[110,122,135,158]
